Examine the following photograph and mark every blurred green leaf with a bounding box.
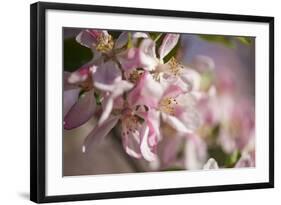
[108,31,122,40]
[64,38,93,72]
[225,150,241,168]
[127,32,133,49]
[208,145,228,167]
[199,35,234,48]
[149,32,162,41]
[161,166,185,171]
[94,92,102,106]
[236,37,252,45]
[200,71,215,91]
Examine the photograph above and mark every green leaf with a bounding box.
[200,71,214,91]
[207,145,228,167]
[199,35,234,48]
[149,32,162,41]
[236,37,252,45]
[94,92,102,106]
[161,166,185,171]
[224,150,241,168]
[108,31,122,40]
[64,38,93,72]
[127,32,133,49]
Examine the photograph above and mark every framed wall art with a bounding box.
[30,2,274,203]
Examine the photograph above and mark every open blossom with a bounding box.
[82,83,160,161]
[128,72,200,135]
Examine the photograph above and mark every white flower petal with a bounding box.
[161,113,192,134]
[203,158,219,169]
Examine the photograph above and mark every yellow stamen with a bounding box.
[129,70,144,83]
[159,97,178,115]
[168,57,183,76]
[96,34,114,53]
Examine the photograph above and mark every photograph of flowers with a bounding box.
[63,28,255,176]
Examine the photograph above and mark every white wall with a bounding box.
[0,0,279,204]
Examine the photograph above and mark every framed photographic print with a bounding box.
[30,1,274,203]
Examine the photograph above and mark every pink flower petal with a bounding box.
[114,32,129,49]
[121,116,142,159]
[139,39,158,70]
[98,95,113,126]
[63,88,80,117]
[158,134,183,166]
[122,129,142,159]
[115,32,149,50]
[76,29,109,49]
[83,115,120,153]
[93,61,122,91]
[161,112,193,134]
[64,71,78,90]
[117,48,144,71]
[235,153,255,168]
[127,72,163,108]
[111,80,134,98]
[68,65,91,84]
[140,125,157,161]
[64,90,96,130]
[192,55,215,72]
[180,68,201,91]
[140,38,157,59]
[185,134,207,170]
[163,84,184,99]
[158,34,179,60]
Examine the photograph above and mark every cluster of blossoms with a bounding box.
[64,29,255,170]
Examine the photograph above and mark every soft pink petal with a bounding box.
[139,39,158,70]
[117,48,144,71]
[158,134,183,166]
[180,68,201,91]
[122,129,142,159]
[192,55,215,72]
[235,154,255,168]
[185,134,207,170]
[158,34,180,60]
[83,115,120,153]
[98,95,113,126]
[111,80,134,98]
[68,65,91,84]
[64,90,96,130]
[146,110,161,141]
[161,112,193,134]
[140,38,157,59]
[93,61,122,91]
[63,88,80,117]
[121,116,142,159]
[64,71,78,90]
[140,125,157,161]
[76,29,108,49]
[114,32,129,49]
[163,84,184,99]
[132,32,148,39]
[127,72,163,108]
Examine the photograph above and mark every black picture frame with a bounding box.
[30,2,274,203]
